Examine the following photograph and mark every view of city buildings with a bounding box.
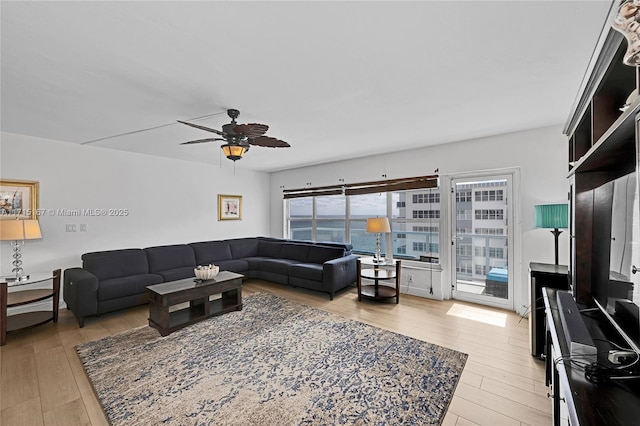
[287,179,508,294]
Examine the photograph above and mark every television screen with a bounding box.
[608,172,640,347]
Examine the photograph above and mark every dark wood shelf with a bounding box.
[6,311,55,332]
[157,298,242,334]
[359,285,397,299]
[7,289,56,307]
[570,99,639,178]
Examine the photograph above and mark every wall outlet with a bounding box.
[79,224,87,232]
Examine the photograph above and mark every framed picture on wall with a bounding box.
[0,179,39,220]
[218,194,242,221]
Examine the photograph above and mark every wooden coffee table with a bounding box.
[147,271,243,336]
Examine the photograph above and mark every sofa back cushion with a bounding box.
[258,240,284,258]
[145,245,196,273]
[190,241,233,265]
[281,243,311,262]
[228,238,259,259]
[82,249,149,281]
[307,245,345,264]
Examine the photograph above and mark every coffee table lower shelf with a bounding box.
[148,298,242,336]
[147,271,243,337]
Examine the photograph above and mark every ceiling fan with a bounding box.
[178,109,290,162]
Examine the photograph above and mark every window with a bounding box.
[413,242,427,251]
[288,198,313,240]
[456,227,472,234]
[316,195,346,242]
[475,228,504,235]
[474,209,504,220]
[457,209,472,220]
[474,247,486,257]
[475,264,488,276]
[456,190,472,202]
[413,226,438,232]
[457,262,472,274]
[456,244,472,256]
[412,193,440,203]
[286,180,441,262]
[413,210,440,219]
[489,247,504,258]
[350,193,387,255]
[393,189,440,259]
[474,190,504,202]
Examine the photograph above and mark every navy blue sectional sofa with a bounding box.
[63,237,357,327]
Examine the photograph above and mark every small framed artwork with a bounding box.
[218,194,242,221]
[0,179,39,220]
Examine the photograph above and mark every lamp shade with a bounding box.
[366,217,391,233]
[0,219,42,240]
[534,204,568,229]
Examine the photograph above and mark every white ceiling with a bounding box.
[1,1,613,172]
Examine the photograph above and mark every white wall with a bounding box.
[269,125,569,314]
[0,132,271,278]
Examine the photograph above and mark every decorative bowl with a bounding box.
[194,265,219,280]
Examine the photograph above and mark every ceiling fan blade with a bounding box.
[233,123,269,138]
[179,138,225,145]
[177,120,226,136]
[249,136,291,148]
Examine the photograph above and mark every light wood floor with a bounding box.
[0,280,551,425]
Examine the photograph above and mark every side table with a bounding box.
[357,258,401,303]
[1,269,61,346]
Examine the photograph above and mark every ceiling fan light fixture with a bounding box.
[221,143,248,161]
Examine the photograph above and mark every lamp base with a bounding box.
[551,228,562,266]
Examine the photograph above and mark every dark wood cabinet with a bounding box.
[529,263,568,359]
[564,1,639,306]
[557,1,640,424]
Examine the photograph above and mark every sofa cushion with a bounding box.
[289,263,324,282]
[82,249,149,281]
[189,241,233,265]
[258,240,284,258]
[307,245,344,264]
[228,238,259,259]
[281,244,310,262]
[156,266,195,282]
[97,274,163,301]
[145,245,196,274]
[216,259,250,274]
[259,259,301,275]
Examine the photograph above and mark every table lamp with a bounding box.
[0,219,42,282]
[366,217,391,263]
[534,204,568,265]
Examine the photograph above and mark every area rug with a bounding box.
[77,293,468,425]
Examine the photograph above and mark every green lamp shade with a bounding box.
[534,204,568,229]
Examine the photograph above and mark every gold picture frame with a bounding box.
[0,179,39,220]
[218,194,242,221]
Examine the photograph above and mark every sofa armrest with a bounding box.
[323,254,358,292]
[63,268,99,327]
